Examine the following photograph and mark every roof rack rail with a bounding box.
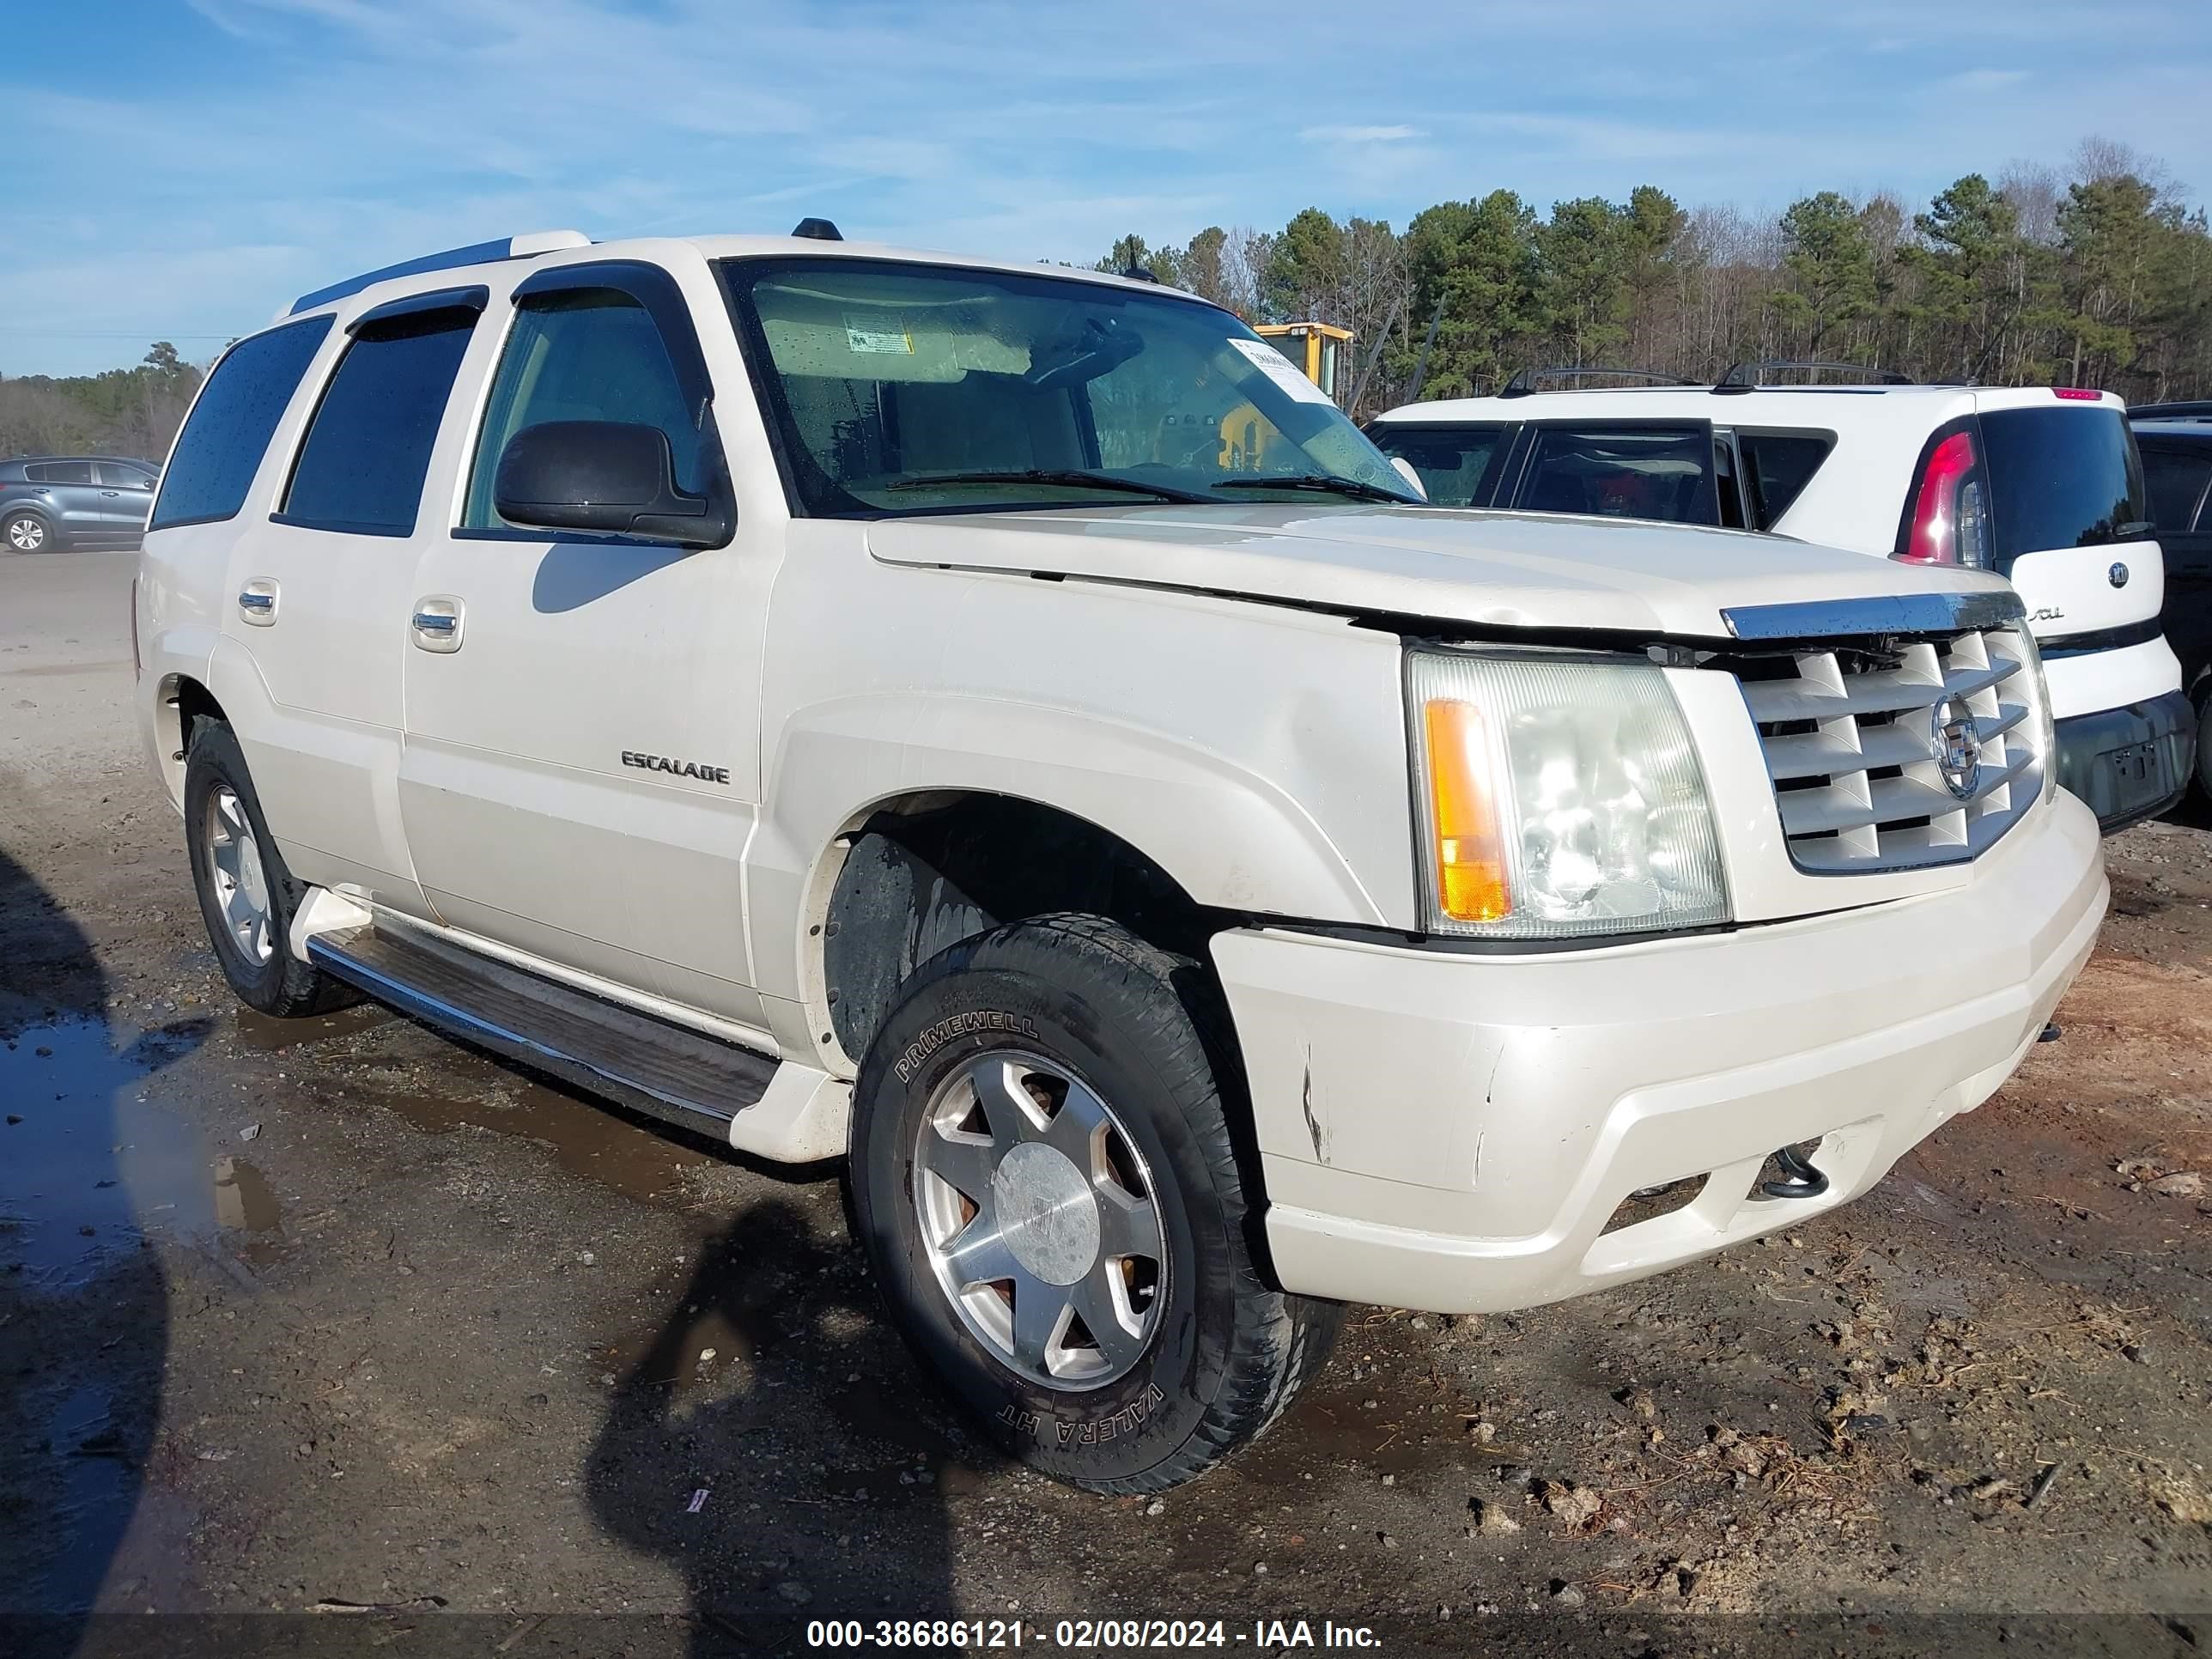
[1497,366,1697,398]
[2130,399,2212,422]
[286,229,592,318]
[1713,360,1912,392]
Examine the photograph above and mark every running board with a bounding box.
[306,923,776,1136]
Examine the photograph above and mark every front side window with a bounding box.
[96,461,155,489]
[720,258,1413,517]
[1366,423,1511,507]
[1514,425,1718,526]
[279,307,477,535]
[151,315,332,531]
[463,290,702,529]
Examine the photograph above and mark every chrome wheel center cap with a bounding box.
[990,1142,1100,1286]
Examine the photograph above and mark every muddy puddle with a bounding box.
[0,1012,282,1283]
[247,1004,743,1206]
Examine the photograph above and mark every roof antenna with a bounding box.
[792,216,843,241]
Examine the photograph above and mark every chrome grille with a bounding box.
[1733,626,2049,872]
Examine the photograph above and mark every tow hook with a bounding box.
[1760,1144,1829,1200]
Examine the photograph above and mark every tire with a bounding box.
[4,511,52,555]
[183,719,360,1018]
[849,913,1340,1492]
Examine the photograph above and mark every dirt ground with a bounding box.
[3,552,2209,1658]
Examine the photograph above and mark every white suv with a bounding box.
[1370,367,2194,831]
[135,234,2105,1492]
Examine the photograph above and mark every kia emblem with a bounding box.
[2109,562,2130,588]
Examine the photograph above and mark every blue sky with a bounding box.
[3,0,2208,377]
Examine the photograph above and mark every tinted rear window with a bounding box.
[1738,432,1832,530]
[27,461,94,484]
[1368,423,1510,507]
[279,309,477,535]
[151,317,331,530]
[1979,405,2148,563]
[2142,442,2212,535]
[1516,425,1716,525]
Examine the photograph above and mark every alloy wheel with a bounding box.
[912,1049,1165,1390]
[204,784,275,964]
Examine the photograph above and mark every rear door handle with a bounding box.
[238,579,279,626]
[411,595,465,653]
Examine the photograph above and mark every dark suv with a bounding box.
[2131,402,2212,792]
[1,454,161,553]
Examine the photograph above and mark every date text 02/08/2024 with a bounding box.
[805,1620,1382,1649]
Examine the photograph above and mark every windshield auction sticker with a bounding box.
[1226,336,1334,406]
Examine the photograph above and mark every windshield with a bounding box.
[719,257,1416,516]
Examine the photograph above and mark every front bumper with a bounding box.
[2054,689,2195,833]
[1212,790,2106,1316]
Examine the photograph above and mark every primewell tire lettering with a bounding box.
[891,1009,1039,1082]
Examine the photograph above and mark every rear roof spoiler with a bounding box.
[1496,366,1698,398]
[286,229,592,318]
[1714,360,1913,392]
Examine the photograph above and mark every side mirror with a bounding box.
[1389,456,1428,501]
[494,420,733,547]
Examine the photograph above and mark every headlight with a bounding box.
[1407,648,1730,939]
[2008,626,2057,800]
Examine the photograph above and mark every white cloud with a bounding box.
[1300,124,1420,144]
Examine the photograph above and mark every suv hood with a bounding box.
[867,504,2006,640]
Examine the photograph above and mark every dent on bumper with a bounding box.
[2055,689,2196,832]
[1213,791,2107,1315]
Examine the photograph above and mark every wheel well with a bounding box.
[821,793,1224,1066]
[155,678,228,795]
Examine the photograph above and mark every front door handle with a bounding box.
[411,595,465,653]
[238,579,279,626]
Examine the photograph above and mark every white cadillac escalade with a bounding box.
[133,224,2106,1492]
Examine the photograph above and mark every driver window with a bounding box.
[463,289,701,529]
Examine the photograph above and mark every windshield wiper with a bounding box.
[884,469,1212,504]
[1212,474,1420,505]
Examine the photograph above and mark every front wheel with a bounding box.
[4,512,51,554]
[849,914,1339,1492]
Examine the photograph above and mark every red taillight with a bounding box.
[2051,386,2102,400]
[1899,430,1989,567]
[129,577,142,680]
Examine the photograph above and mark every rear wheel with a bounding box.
[184,720,359,1018]
[4,512,50,554]
[849,913,1339,1492]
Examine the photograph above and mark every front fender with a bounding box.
[749,637,1413,1008]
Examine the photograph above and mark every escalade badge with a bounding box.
[1932,696,1982,801]
[622,750,732,785]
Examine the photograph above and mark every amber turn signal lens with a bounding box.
[1422,698,1510,922]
